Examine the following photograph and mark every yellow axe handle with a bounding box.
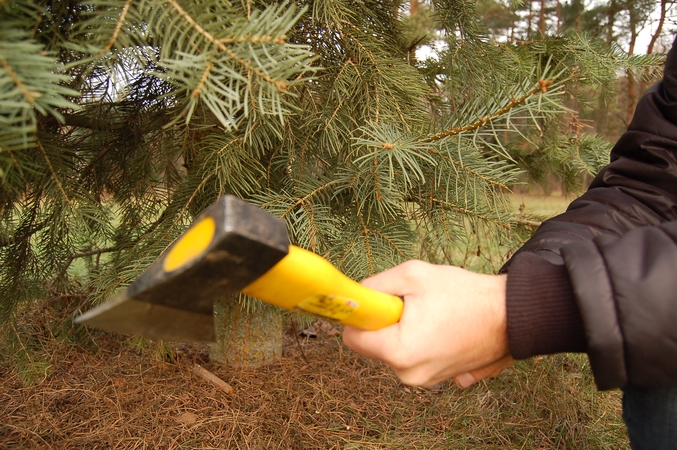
[242,245,403,330]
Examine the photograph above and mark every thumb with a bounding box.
[454,355,514,389]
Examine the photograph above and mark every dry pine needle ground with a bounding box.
[1,300,628,450]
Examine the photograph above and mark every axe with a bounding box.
[75,195,403,342]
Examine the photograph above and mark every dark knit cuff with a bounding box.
[506,252,587,359]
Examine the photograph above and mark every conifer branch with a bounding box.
[324,90,348,131]
[36,140,70,204]
[100,0,133,56]
[337,235,358,270]
[117,173,217,273]
[217,35,286,45]
[324,62,352,133]
[425,80,553,142]
[59,246,121,280]
[300,84,319,113]
[370,229,408,258]
[192,56,215,98]
[451,159,510,191]
[438,212,457,246]
[358,213,375,275]
[373,157,382,201]
[426,148,510,191]
[341,25,410,125]
[342,26,382,76]
[299,202,321,252]
[70,247,119,259]
[173,176,213,229]
[216,138,241,154]
[166,0,287,91]
[374,84,380,123]
[1,147,19,169]
[279,181,340,218]
[0,58,40,106]
[434,199,510,230]
[510,217,542,227]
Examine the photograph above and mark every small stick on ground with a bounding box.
[291,320,311,368]
[192,364,234,394]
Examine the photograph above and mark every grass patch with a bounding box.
[508,193,573,218]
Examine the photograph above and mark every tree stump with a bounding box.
[209,296,283,368]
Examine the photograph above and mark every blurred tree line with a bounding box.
[0,0,669,368]
[474,0,674,140]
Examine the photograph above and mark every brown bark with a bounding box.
[606,0,616,43]
[210,296,283,368]
[527,1,533,38]
[641,0,667,94]
[647,0,667,54]
[625,3,638,126]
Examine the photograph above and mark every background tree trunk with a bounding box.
[647,0,667,54]
[625,1,638,126]
[539,0,546,35]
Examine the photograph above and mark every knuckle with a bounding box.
[398,259,432,279]
[384,346,413,371]
[395,368,433,387]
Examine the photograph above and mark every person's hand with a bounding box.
[342,260,513,388]
[453,354,514,388]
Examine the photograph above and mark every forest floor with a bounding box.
[1,194,630,449]
[0,317,629,449]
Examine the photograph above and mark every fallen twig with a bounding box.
[192,364,234,394]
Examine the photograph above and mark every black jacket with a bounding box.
[504,37,677,390]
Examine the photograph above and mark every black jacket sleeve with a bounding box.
[504,36,677,390]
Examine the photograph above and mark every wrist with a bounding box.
[506,252,586,359]
[483,272,510,362]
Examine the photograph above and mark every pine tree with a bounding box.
[0,0,664,365]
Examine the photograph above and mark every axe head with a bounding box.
[75,196,289,342]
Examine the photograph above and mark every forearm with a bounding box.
[505,220,677,389]
[506,252,586,359]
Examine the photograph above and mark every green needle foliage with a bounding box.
[0,0,663,330]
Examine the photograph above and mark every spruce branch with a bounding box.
[323,77,350,133]
[166,0,289,91]
[358,212,374,275]
[340,24,412,124]
[192,56,216,99]
[36,140,70,205]
[278,181,341,219]
[433,199,510,230]
[341,26,383,76]
[426,149,511,191]
[0,58,40,106]
[510,217,542,227]
[99,0,133,56]
[425,79,554,142]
